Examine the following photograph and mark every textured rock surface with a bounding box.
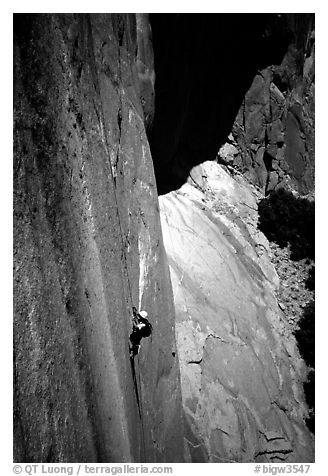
[160,161,314,462]
[269,243,314,329]
[14,13,183,462]
[220,15,315,195]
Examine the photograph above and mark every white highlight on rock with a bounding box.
[138,223,151,310]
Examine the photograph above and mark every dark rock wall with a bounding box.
[14,13,183,463]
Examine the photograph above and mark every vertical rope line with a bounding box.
[88,16,146,461]
[137,353,146,461]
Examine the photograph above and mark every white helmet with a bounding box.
[139,310,148,319]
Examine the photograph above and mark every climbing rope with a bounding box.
[108,139,147,460]
[93,64,147,458]
[136,352,146,460]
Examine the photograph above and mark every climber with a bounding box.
[129,307,152,358]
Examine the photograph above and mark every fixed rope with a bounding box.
[92,52,146,458]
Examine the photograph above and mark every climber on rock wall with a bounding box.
[129,307,152,357]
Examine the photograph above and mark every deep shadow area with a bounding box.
[305,265,315,291]
[258,189,315,433]
[295,301,315,433]
[295,301,314,369]
[149,13,294,195]
[258,188,315,433]
[258,189,314,261]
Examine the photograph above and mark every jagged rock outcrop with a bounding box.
[14,13,183,462]
[219,14,314,195]
[160,161,314,462]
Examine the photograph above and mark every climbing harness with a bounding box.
[129,307,153,357]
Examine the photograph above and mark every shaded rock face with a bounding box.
[14,14,183,462]
[160,161,314,462]
[149,14,314,196]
